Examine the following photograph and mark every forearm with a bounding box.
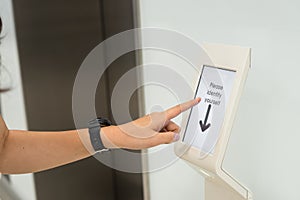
[0,98,200,174]
[0,129,92,174]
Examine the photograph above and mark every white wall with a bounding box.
[0,0,36,199]
[139,0,300,200]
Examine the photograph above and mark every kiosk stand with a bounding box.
[175,43,252,200]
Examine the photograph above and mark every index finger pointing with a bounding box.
[165,97,201,119]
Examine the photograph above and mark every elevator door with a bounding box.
[12,0,143,199]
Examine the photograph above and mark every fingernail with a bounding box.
[196,97,201,103]
[173,133,180,142]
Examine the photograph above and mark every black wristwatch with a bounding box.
[88,117,112,153]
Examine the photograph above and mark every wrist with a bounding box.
[100,125,120,149]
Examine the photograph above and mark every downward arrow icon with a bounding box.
[199,104,212,132]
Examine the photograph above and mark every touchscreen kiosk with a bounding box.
[182,65,236,154]
[175,44,253,200]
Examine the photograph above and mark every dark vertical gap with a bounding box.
[98,1,119,200]
[99,0,107,39]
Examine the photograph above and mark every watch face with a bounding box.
[97,118,112,127]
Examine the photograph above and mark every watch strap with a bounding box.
[88,118,111,153]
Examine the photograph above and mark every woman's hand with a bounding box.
[101,98,201,150]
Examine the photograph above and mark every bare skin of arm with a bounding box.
[0,98,200,174]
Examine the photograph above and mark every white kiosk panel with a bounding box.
[175,43,252,200]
